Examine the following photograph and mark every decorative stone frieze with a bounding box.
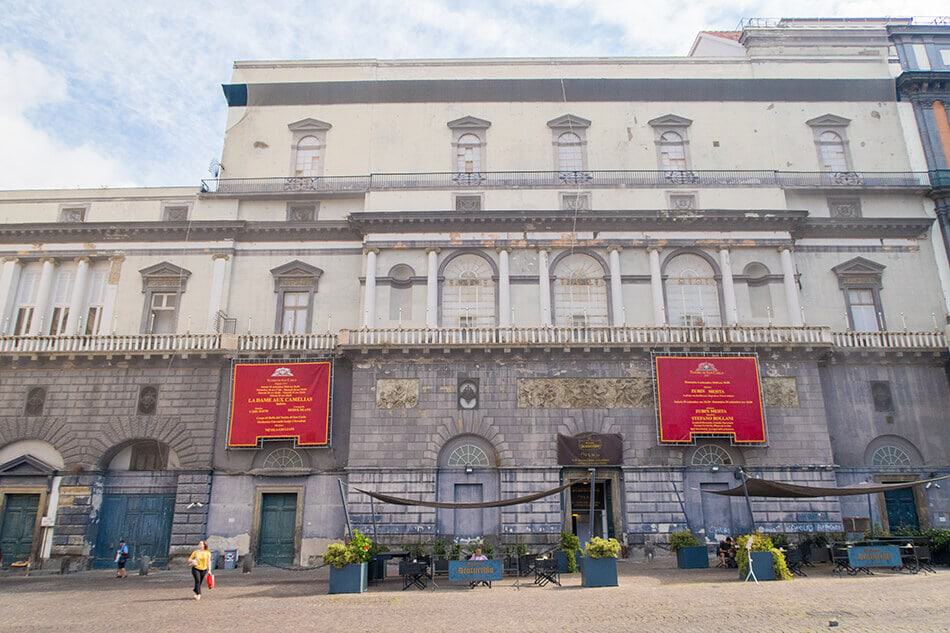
[763,376,800,408]
[517,377,652,409]
[376,379,419,409]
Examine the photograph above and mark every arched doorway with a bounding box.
[436,435,500,538]
[92,439,179,568]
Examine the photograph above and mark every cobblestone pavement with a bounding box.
[0,561,947,633]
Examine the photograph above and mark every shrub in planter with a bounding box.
[669,530,708,569]
[735,534,792,581]
[324,530,374,594]
[559,531,580,573]
[582,537,621,587]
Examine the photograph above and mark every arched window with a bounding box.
[818,131,848,172]
[744,262,773,322]
[262,448,305,470]
[556,132,584,172]
[442,254,495,328]
[294,136,322,177]
[456,134,482,173]
[871,445,912,467]
[665,253,721,327]
[690,444,733,467]
[447,444,491,467]
[658,131,688,170]
[552,253,608,327]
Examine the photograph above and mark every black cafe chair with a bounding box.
[402,561,429,590]
[534,558,561,587]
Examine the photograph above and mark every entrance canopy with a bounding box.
[354,480,579,509]
[706,474,950,498]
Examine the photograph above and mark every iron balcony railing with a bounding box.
[0,327,944,356]
[202,170,931,196]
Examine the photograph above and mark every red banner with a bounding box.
[228,362,331,447]
[655,356,766,444]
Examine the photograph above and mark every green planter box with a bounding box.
[740,552,775,581]
[581,556,618,587]
[676,546,709,569]
[554,551,574,573]
[329,562,368,594]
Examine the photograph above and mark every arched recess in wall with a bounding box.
[439,250,497,328]
[388,264,415,322]
[435,434,500,538]
[101,439,181,472]
[662,249,723,327]
[743,262,774,324]
[0,439,65,471]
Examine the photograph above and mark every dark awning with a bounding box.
[354,480,579,509]
[707,474,950,498]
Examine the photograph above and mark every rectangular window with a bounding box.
[13,307,33,335]
[148,292,179,334]
[280,291,309,334]
[84,269,107,335]
[48,269,75,335]
[457,314,477,329]
[847,288,880,331]
[12,267,39,334]
[870,381,895,413]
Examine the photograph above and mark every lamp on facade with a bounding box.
[465,466,474,474]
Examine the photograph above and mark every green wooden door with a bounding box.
[92,494,175,568]
[884,488,920,531]
[258,493,297,566]
[1,494,40,567]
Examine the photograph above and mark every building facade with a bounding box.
[1,18,949,569]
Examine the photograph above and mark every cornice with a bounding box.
[795,217,934,239]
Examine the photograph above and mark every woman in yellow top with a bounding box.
[188,541,212,600]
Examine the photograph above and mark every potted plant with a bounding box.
[581,537,621,587]
[432,538,449,574]
[669,530,708,569]
[735,534,792,582]
[450,542,462,561]
[324,529,373,594]
[556,531,580,573]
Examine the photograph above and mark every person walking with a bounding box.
[187,541,212,600]
[115,540,130,578]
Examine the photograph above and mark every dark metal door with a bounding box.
[884,488,920,531]
[258,493,297,566]
[700,483,735,541]
[92,494,175,568]
[0,494,40,567]
[453,484,483,537]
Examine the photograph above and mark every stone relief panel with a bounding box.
[763,376,799,408]
[517,377,653,409]
[376,379,420,409]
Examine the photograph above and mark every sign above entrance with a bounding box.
[228,361,332,447]
[557,433,623,466]
[654,356,766,444]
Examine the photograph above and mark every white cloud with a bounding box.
[0,51,133,190]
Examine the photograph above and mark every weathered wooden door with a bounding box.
[700,483,735,541]
[258,493,297,566]
[92,494,175,568]
[884,488,919,531]
[0,494,40,567]
[453,484,484,537]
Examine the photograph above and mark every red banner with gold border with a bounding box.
[228,361,331,447]
[655,356,766,444]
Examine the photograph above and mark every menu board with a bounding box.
[227,362,332,447]
[655,356,766,444]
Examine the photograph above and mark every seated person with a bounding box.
[469,547,488,561]
[717,537,736,567]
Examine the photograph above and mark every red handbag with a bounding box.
[206,572,215,589]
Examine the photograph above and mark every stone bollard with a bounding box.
[242,553,254,574]
[138,556,151,576]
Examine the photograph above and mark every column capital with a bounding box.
[607,245,623,254]
[363,247,380,256]
[717,245,731,253]
[108,252,126,262]
[495,246,512,254]
[2,256,19,264]
[426,247,441,255]
[211,253,230,261]
[73,256,91,265]
[647,244,664,254]
[537,247,549,255]
[39,256,58,265]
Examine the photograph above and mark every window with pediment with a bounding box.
[287,118,332,178]
[139,262,191,334]
[271,260,323,334]
[832,257,886,331]
[807,114,853,172]
[448,116,490,179]
[649,115,693,173]
[548,114,591,178]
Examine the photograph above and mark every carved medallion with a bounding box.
[138,385,159,415]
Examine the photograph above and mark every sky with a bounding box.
[0,1,946,190]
